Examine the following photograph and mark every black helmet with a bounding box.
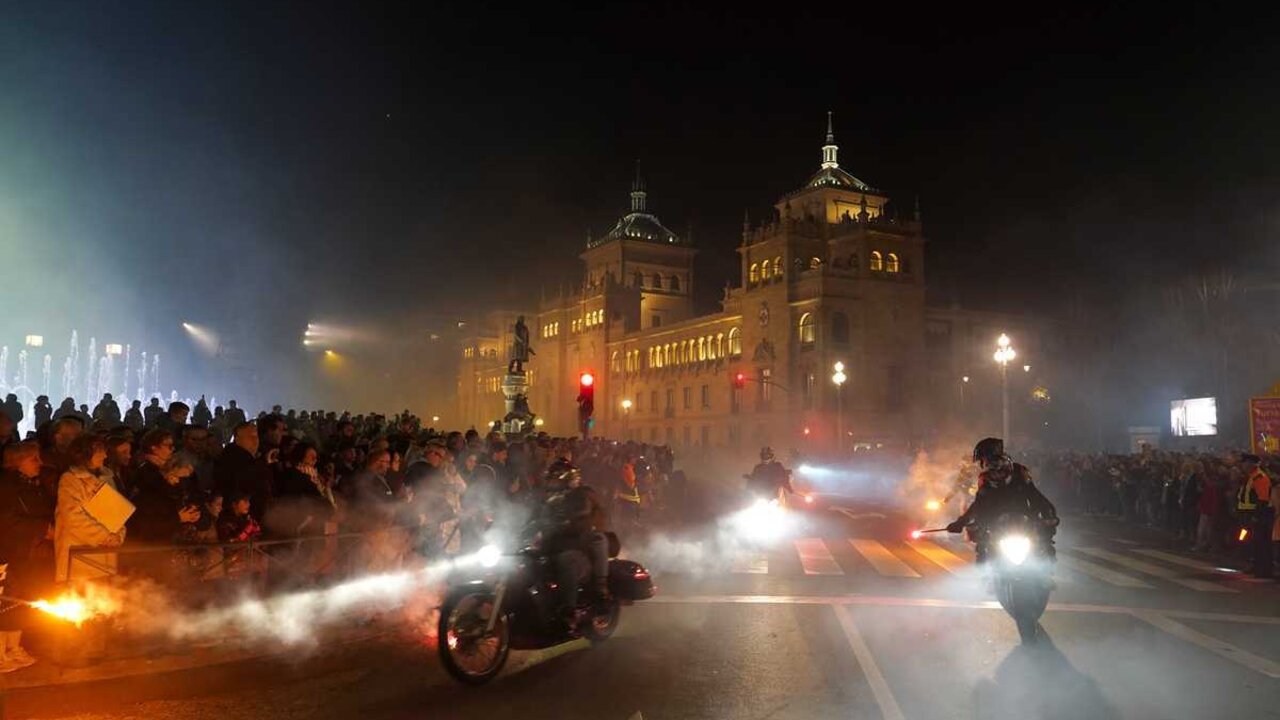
[972,438,1005,466]
[760,446,775,461]
[545,457,580,488]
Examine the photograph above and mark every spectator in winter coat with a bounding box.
[0,441,55,671]
[142,398,163,428]
[33,396,53,430]
[90,393,122,428]
[2,394,23,433]
[127,430,199,545]
[55,435,125,582]
[123,400,144,432]
[214,422,274,524]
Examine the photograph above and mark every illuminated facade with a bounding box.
[454,116,1044,450]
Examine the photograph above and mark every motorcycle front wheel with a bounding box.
[997,574,1050,644]
[438,587,511,685]
[582,599,621,644]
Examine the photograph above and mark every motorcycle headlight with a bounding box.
[477,544,502,568]
[998,534,1032,565]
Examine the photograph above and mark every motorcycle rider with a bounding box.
[946,438,1058,563]
[539,455,611,632]
[745,447,794,501]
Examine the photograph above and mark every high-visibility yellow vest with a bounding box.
[1237,469,1271,511]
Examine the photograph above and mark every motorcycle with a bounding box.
[982,512,1055,644]
[437,532,655,685]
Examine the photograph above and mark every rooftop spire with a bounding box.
[630,159,647,212]
[821,111,839,169]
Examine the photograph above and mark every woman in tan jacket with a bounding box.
[55,436,125,583]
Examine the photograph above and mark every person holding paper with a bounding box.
[55,436,127,583]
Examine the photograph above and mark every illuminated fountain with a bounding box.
[84,337,97,401]
[122,344,131,401]
[137,351,147,403]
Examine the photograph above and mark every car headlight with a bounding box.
[998,534,1032,565]
[477,544,501,568]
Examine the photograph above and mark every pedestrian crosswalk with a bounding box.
[711,537,1261,593]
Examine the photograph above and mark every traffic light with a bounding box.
[733,371,747,389]
[577,371,595,436]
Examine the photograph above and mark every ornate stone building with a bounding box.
[454,117,1045,451]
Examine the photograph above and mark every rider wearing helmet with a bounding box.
[946,438,1058,562]
[745,447,794,500]
[539,452,610,630]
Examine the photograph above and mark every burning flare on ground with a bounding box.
[31,585,123,628]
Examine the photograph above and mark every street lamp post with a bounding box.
[960,375,969,411]
[621,398,633,440]
[993,334,1017,441]
[832,361,847,455]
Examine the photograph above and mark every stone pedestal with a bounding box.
[500,372,536,437]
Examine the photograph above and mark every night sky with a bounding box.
[3,3,1279,407]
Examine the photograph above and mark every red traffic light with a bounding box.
[580,372,594,387]
[733,372,746,389]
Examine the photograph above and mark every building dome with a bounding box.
[603,211,680,244]
[806,164,871,190]
[590,163,686,247]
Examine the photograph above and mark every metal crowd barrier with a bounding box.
[67,523,430,592]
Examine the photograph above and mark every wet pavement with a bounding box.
[11,500,1279,720]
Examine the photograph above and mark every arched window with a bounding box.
[810,256,823,270]
[728,327,742,357]
[749,263,759,284]
[870,251,883,272]
[773,256,783,277]
[798,312,816,344]
[886,253,900,273]
[761,259,771,280]
[634,271,644,287]
[648,347,655,369]
[716,332,725,358]
[652,273,663,288]
[831,311,850,344]
[611,351,621,374]
[669,275,681,291]
[698,337,706,361]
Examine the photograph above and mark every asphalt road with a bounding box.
[14,496,1280,720]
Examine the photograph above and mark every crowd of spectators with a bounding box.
[1029,447,1279,564]
[0,393,679,673]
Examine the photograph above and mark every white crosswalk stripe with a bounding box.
[715,539,1266,594]
[905,539,969,574]
[731,552,769,574]
[1130,549,1263,581]
[849,539,921,578]
[1058,555,1155,588]
[795,538,844,575]
[1074,547,1237,593]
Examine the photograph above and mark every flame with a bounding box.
[31,585,123,628]
[925,499,942,512]
[910,529,923,540]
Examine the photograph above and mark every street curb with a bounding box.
[0,627,392,719]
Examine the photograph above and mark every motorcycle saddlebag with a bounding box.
[608,558,655,600]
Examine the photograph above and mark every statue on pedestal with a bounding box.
[502,315,537,438]
[508,315,535,375]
